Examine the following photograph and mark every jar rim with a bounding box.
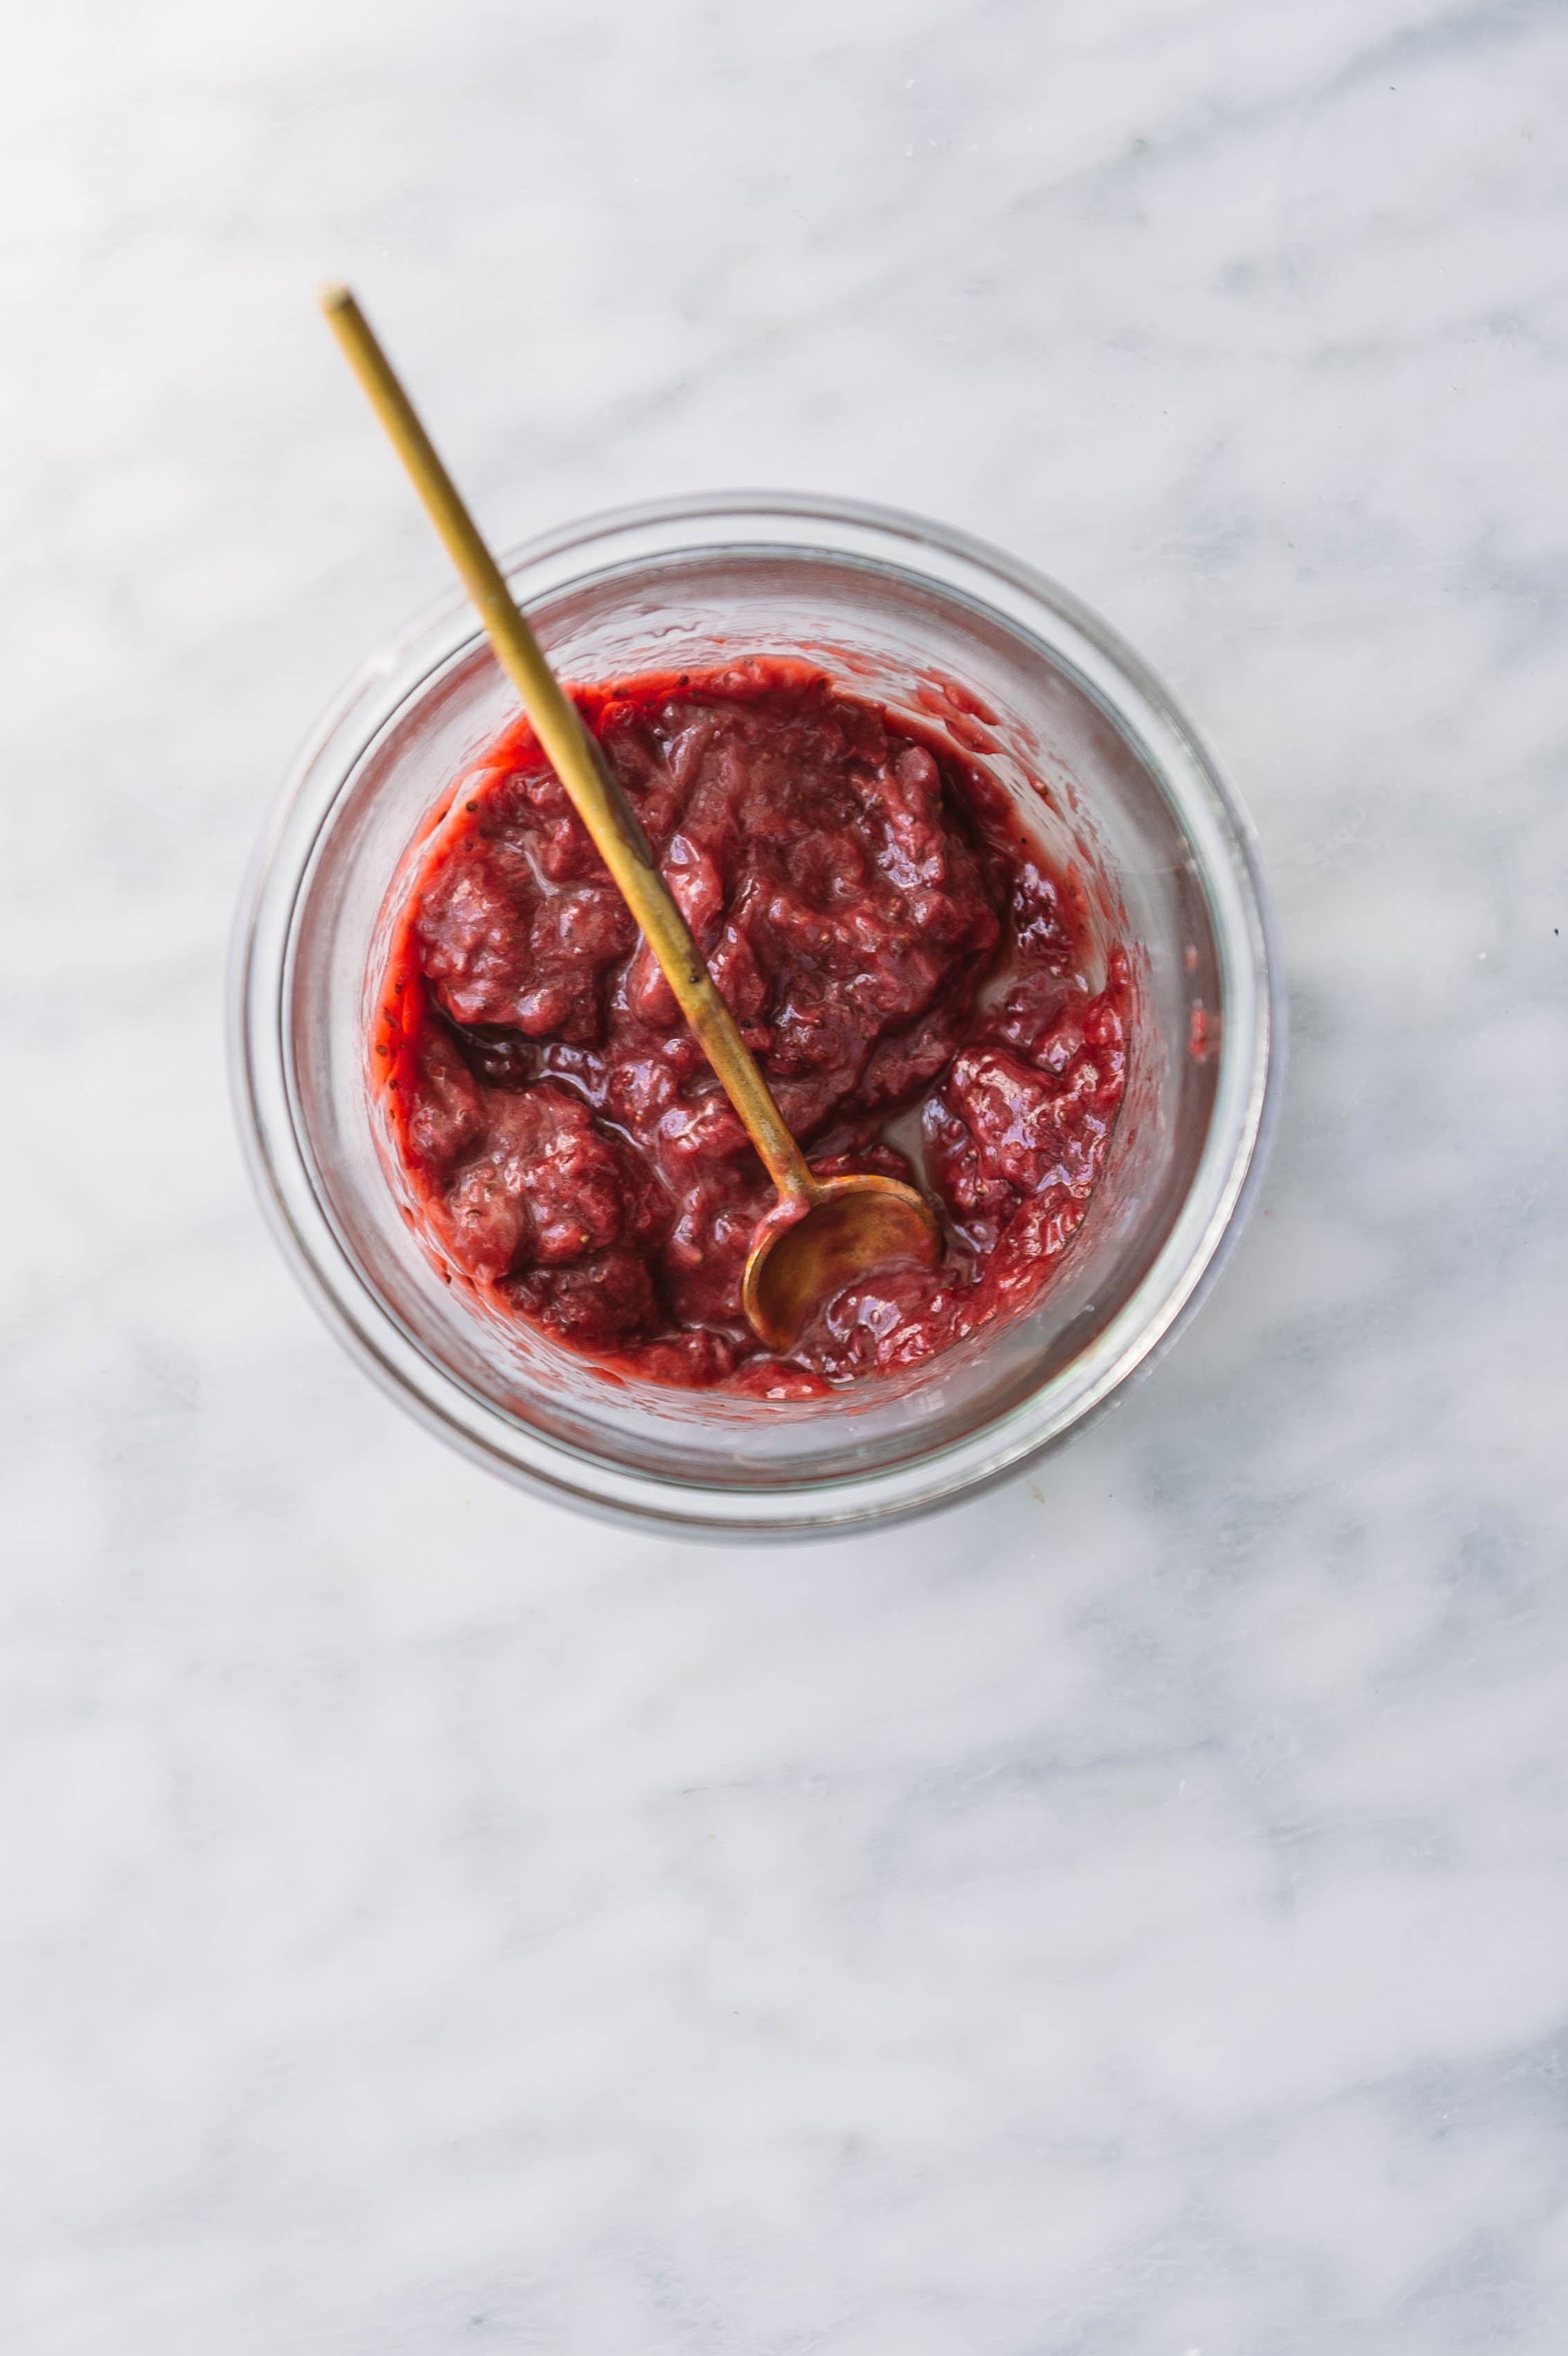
[230,490,1285,1538]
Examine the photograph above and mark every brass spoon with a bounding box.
[321,286,938,1353]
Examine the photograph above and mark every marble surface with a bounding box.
[3,0,1567,2346]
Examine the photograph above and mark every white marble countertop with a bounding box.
[3,0,1567,2346]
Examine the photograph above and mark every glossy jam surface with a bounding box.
[374,662,1130,1394]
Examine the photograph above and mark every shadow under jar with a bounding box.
[232,493,1283,1537]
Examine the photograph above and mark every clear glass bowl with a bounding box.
[230,493,1283,1537]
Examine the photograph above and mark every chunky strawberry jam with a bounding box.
[373,661,1129,1394]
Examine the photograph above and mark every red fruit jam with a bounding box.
[373,661,1130,1394]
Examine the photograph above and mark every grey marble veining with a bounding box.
[2,0,1567,2348]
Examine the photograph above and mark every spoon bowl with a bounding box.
[742,1172,941,1355]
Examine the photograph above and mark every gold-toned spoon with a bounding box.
[320,285,938,1352]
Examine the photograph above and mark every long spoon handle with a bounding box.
[319,283,815,1208]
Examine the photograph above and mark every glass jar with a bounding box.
[230,493,1283,1537]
